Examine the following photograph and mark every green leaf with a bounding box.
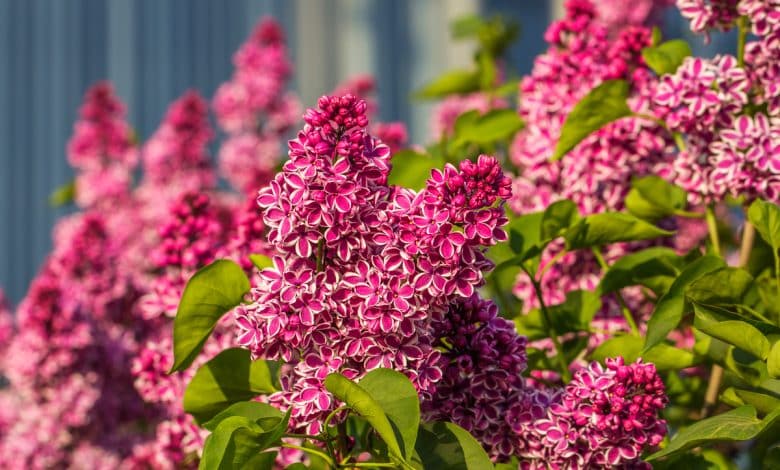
[644,256,726,350]
[172,259,251,372]
[202,401,283,432]
[49,180,76,207]
[517,290,601,340]
[414,422,493,470]
[733,389,780,415]
[685,267,755,306]
[563,212,673,250]
[489,211,545,269]
[414,69,481,99]
[199,411,290,470]
[598,247,682,296]
[625,176,688,221]
[451,109,524,147]
[641,39,692,76]
[358,369,420,463]
[183,348,280,424]
[387,150,445,191]
[590,336,694,370]
[324,372,406,463]
[693,307,771,360]
[748,199,780,255]
[450,14,484,38]
[591,336,644,363]
[249,254,273,270]
[552,80,631,161]
[541,199,579,240]
[648,406,780,461]
[769,341,780,378]
[642,343,698,370]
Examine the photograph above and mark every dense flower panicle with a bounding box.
[593,0,674,32]
[330,74,410,153]
[214,17,300,194]
[677,0,740,34]
[511,1,671,216]
[652,53,780,203]
[238,94,512,434]
[142,91,214,191]
[422,295,528,460]
[139,192,232,321]
[66,82,139,208]
[67,81,138,170]
[508,0,680,335]
[517,358,667,469]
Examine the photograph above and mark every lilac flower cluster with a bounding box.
[508,0,681,325]
[516,358,668,469]
[422,294,528,459]
[66,82,139,209]
[213,18,301,194]
[236,94,511,434]
[0,76,271,467]
[653,3,780,204]
[330,75,409,153]
[677,0,741,35]
[142,91,215,194]
[0,214,147,468]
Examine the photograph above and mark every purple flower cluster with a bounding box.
[142,91,215,193]
[330,75,409,153]
[422,294,528,460]
[0,214,147,468]
[507,0,683,333]
[653,4,780,204]
[66,81,139,209]
[677,0,741,35]
[516,358,668,469]
[214,18,301,194]
[236,94,511,434]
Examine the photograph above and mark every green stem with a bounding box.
[591,247,640,335]
[672,209,705,219]
[283,433,329,442]
[673,132,687,152]
[282,443,335,467]
[737,16,749,68]
[343,463,398,468]
[524,268,572,382]
[634,112,669,129]
[490,275,512,318]
[705,205,721,256]
[537,248,568,280]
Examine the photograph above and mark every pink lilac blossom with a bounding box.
[236,94,511,435]
[652,56,780,203]
[422,294,529,460]
[331,75,409,153]
[676,0,740,35]
[594,0,674,33]
[515,358,668,469]
[214,18,301,194]
[509,0,678,330]
[142,91,215,192]
[66,82,139,208]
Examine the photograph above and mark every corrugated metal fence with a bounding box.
[0,0,554,302]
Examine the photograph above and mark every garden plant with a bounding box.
[1,0,780,469]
